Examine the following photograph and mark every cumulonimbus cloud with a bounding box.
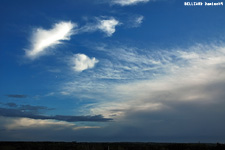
[25,21,76,59]
[72,54,99,72]
[112,0,149,6]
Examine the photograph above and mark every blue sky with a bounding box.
[1,0,225,142]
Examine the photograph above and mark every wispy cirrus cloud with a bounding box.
[4,42,225,142]
[60,45,166,100]
[132,15,144,27]
[88,44,225,121]
[78,17,120,37]
[111,0,149,6]
[72,54,99,72]
[25,21,76,59]
[61,43,225,120]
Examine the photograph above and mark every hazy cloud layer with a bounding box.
[89,44,225,117]
[25,21,75,59]
[133,15,144,27]
[72,54,99,72]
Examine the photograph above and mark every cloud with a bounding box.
[132,15,144,27]
[97,18,119,37]
[4,117,100,131]
[25,21,76,59]
[87,44,225,117]
[0,104,52,115]
[6,94,27,98]
[0,116,101,141]
[112,0,149,6]
[5,117,76,130]
[71,44,225,142]
[53,41,225,142]
[59,45,166,99]
[78,18,120,37]
[0,107,112,122]
[63,43,225,140]
[72,54,99,72]
[88,45,163,80]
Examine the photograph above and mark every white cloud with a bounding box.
[112,0,149,6]
[72,54,99,72]
[76,17,119,37]
[26,21,76,59]
[97,18,119,37]
[92,46,164,80]
[60,43,225,127]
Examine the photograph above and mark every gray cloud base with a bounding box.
[0,107,112,122]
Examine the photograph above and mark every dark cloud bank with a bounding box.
[0,107,112,122]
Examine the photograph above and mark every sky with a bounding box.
[0,0,225,142]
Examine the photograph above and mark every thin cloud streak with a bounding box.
[112,0,149,6]
[133,15,144,27]
[60,43,225,120]
[0,107,112,122]
[78,17,120,37]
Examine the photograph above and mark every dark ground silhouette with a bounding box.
[0,142,225,150]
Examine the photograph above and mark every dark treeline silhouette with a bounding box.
[0,142,225,150]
